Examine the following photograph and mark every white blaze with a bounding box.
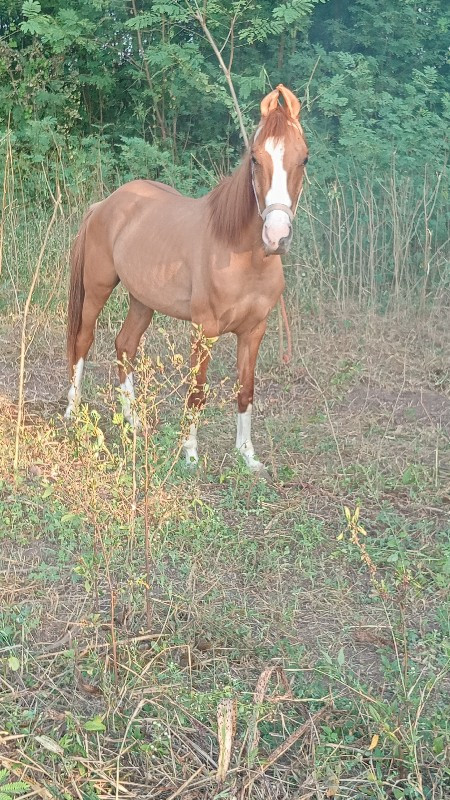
[64,358,84,419]
[264,138,291,208]
[263,137,292,248]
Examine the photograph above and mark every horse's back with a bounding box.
[114,179,184,201]
[91,179,196,236]
[85,179,190,246]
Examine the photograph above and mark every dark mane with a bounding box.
[208,151,254,246]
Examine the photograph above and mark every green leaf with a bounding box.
[273,0,322,25]
[7,656,20,672]
[337,647,345,666]
[60,513,79,524]
[22,1,42,17]
[84,716,106,732]
[0,778,31,797]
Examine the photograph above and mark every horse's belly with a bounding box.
[117,259,192,321]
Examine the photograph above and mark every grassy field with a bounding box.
[0,190,449,799]
[1,295,449,800]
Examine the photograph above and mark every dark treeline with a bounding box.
[1,1,448,182]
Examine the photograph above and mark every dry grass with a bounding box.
[1,295,449,799]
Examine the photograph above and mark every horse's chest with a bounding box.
[210,269,283,331]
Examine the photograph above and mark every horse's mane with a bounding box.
[256,106,294,145]
[208,151,254,246]
[208,107,293,246]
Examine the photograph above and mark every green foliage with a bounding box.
[0,0,445,175]
[0,0,448,298]
[0,769,30,800]
[273,0,327,25]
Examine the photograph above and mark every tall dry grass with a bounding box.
[292,164,449,309]
[0,144,448,340]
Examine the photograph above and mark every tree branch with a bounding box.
[191,6,249,148]
[130,0,167,141]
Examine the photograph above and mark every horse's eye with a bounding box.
[302,156,309,166]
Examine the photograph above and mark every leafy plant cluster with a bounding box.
[0,0,447,187]
[0,1,448,301]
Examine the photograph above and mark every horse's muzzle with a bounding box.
[262,209,292,255]
[263,230,293,256]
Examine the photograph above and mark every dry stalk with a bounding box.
[339,506,378,583]
[13,189,61,474]
[216,697,237,784]
[242,705,330,795]
[114,698,147,800]
[165,766,205,800]
[246,665,293,766]
[96,524,119,685]
[143,420,153,630]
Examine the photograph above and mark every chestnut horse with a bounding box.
[65,84,308,471]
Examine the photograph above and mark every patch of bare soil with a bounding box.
[345,386,450,429]
[1,302,449,412]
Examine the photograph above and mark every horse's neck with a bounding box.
[236,208,263,253]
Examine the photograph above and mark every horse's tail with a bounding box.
[67,207,94,375]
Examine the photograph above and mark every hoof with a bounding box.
[237,449,268,476]
[183,448,199,469]
[249,461,270,480]
[64,403,77,421]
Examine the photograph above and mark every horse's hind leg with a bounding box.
[65,285,115,418]
[115,294,154,427]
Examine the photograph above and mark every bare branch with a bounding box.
[130,0,167,141]
[189,4,249,148]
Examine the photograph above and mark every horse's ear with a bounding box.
[260,88,280,118]
[277,84,301,119]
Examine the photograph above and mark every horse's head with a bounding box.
[251,85,308,255]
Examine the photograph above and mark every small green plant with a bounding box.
[0,769,30,800]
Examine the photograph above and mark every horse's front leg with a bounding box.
[182,329,212,466]
[235,321,267,472]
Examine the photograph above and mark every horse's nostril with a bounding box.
[279,233,292,250]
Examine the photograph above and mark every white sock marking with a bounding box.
[236,403,264,471]
[120,373,141,429]
[64,358,84,419]
[183,422,199,466]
